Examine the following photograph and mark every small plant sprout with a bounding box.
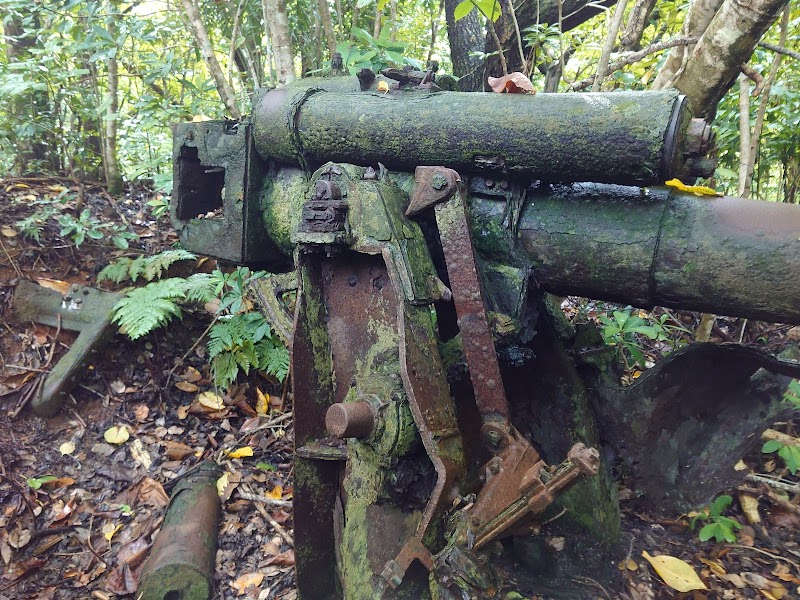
[690,495,742,543]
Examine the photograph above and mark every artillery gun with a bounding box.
[170,74,800,599]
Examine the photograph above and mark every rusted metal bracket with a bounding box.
[406,166,600,594]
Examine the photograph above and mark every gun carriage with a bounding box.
[169,74,800,599]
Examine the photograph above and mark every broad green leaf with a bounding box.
[475,0,502,21]
[778,445,800,474]
[698,523,717,542]
[762,440,784,453]
[26,475,58,490]
[455,0,475,17]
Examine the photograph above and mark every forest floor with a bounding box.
[0,179,799,600]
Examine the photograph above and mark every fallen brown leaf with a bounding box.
[164,440,196,461]
[265,549,295,566]
[175,381,199,393]
[116,536,150,568]
[3,557,45,581]
[133,404,150,422]
[105,563,140,595]
[137,477,170,508]
[231,572,265,594]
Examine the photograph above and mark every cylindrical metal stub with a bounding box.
[326,401,376,438]
[138,462,222,600]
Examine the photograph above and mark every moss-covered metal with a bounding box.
[252,84,691,186]
[290,164,466,599]
[138,462,222,600]
[484,183,800,325]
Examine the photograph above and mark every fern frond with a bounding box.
[112,278,188,339]
[127,256,148,282]
[142,249,197,281]
[212,353,239,389]
[98,258,136,284]
[98,250,197,285]
[184,273,217,304]
[208,320,235,358]
[257,337,290,381]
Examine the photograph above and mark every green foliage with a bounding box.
[14,203,59,243]
[208,312,289,389]
[112,278,190,340]
[597,308,681,369]
[784,379,800,407]
[146,196,171,218]
[108,258,288,387]
[207,268,289,387]
[26,475,58,490]
[98,249,198,284]
[318,28,422,76]
[110,273,217,340]
[15,195,137,249]
[56,208,137,249]
[453,0,502,22]
[762,439,800,475]
[691,495,742,543]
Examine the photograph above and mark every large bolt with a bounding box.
[431,172,448,191]
[325,401,375,439]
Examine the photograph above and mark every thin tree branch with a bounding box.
[571,36,698,90]
[758,40,800,61]
[228,0,245,88]
[592,0,628,91]
[743,5,789,198]
[739,63,765,96]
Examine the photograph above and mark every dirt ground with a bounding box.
[1,179,798,600]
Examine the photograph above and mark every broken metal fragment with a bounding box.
[11,280,123,417]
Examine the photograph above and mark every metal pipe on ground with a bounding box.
[138,462,222,600]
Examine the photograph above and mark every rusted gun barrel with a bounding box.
[252,83,712,185]
[470,183,800,324]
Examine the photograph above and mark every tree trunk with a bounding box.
[2,9,58,174]
[444,0,485,91]
[666,0,789,119]
[620,0,657,51]
[390,0,397,41]
[228,0,245,88]
[743,6,789,198]
[374,8,382,38]
[351,4,359,37]
[484,0,618,78]
[103,5,123,196]
[427,0,444,65]
[651,0,723,89]
[180,0,242,117]
[262,0,296,84]
[592,0,630,91]
[317,0,337,58]
[737,74,751,197]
